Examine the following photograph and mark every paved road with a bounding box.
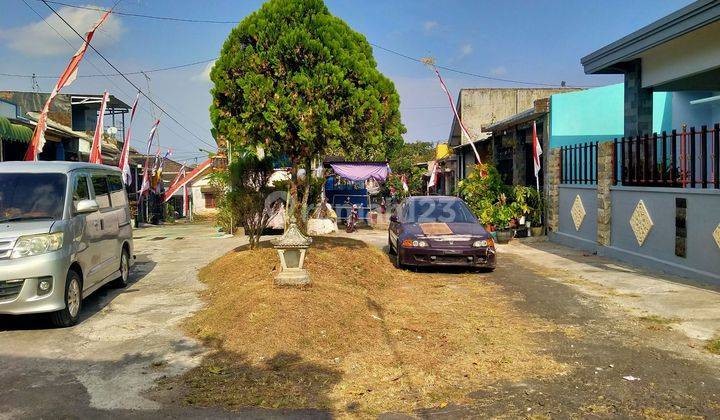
[2,225,720,418]
[0,223,243,419]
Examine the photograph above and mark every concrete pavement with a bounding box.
[0,223,242,418]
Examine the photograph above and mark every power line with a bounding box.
[39,0,240,24]
[40,0,217,150]
[369,43,593,88]
[36,1,595,88]
[0,57,217,79]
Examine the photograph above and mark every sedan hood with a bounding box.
[0,220,55,238]
[406,222,488,237]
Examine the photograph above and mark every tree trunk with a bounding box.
[300,158,312,224]
[289,164,300,228]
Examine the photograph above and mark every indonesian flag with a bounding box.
[119,93,140,184]
[427,160,439,189]
[532,120,543,190]
[154,150,172,193]
[401,174,409,192]
[170,163,187,189]
[89,91,109,164]
[139,120,160,197]
[183,185,190,217]
[433,66,481,164]
[24,10,111,161]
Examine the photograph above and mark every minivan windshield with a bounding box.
[0,173,67,222]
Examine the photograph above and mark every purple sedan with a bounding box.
[388,196,496,270]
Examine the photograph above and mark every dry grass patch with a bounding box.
[705,338,720,355]
[176,236,567,416]
[638,315,678,331]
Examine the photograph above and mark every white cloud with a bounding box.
[1,5,124,57]
[459,43,473,58]
[490,66,507,76]
[192,60,216,83]
[423,20,438,32]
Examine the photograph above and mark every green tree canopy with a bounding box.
[210,0,406,166]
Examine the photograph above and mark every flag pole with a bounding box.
[423,58,482,165]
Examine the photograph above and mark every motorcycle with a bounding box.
[346,203,359,233]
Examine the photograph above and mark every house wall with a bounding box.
[549,141,720,284]
[606,186,720,282]
[454,88,578,145]
[190,176,218,215]
[549,84,673,148]
[552,185,598,252]
[671,90,720,128]
[641,20,720,89]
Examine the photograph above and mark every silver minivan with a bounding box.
[0,162,134,327]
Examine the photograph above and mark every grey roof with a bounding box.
[582,0,720,74]
[0,161,121,173]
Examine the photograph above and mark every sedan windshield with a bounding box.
[0,173,67,222]
[404,199,478,224]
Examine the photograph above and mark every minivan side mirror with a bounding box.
[76,199,99,214]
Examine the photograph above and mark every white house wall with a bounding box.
[642,20,720,89]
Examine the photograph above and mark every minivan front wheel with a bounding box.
[50,270,82,328]
[113,249,130,288]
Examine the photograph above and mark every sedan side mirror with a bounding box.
[76,199,99,214]
[389,215,398,223]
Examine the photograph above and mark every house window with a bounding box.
[203,192,216,208]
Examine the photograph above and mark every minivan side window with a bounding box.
[91,175,111,209]
[72,175,90,210]
[108,174,127,208]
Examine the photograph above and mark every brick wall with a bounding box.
[596,141,614,246]
[546,148,561,232]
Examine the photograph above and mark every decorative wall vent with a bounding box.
[570,195,586,231]
[630,200,653,246]
[713,224,720,251]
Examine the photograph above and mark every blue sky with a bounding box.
[0,0,692,162]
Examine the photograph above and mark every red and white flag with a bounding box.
[119,93,140,184]
[183,182,190,217]
[89,91,109,164]
[532,120,543,190]
[401,174,409,192]
[432,66,481,164]
[170,163,187,189]
[24,10,111,161]
[139,120,160,197]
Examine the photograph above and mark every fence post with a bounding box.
[597,141,614,247]
[546,148,562,233]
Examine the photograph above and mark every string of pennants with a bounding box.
[21,6,216,206]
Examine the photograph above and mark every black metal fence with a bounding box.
[614,123,720,189]
[559,141,599,184]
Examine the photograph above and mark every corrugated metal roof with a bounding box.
[0,116,33,143]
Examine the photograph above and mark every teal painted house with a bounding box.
[549,83,673,148]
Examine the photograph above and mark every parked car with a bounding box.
[0,162,134,327]
[388,196,496,270]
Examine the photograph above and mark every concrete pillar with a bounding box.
[596,141,614,246]
[546,148,561,233]
[624,59,654,137]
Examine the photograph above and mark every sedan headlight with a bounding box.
[401,239,429,248]
[11,232,64,259]
[473,238,494,248]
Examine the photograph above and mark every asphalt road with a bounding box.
[0,223,244,419]
[2,225,719,418]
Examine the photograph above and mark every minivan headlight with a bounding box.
[11,233,64,259]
